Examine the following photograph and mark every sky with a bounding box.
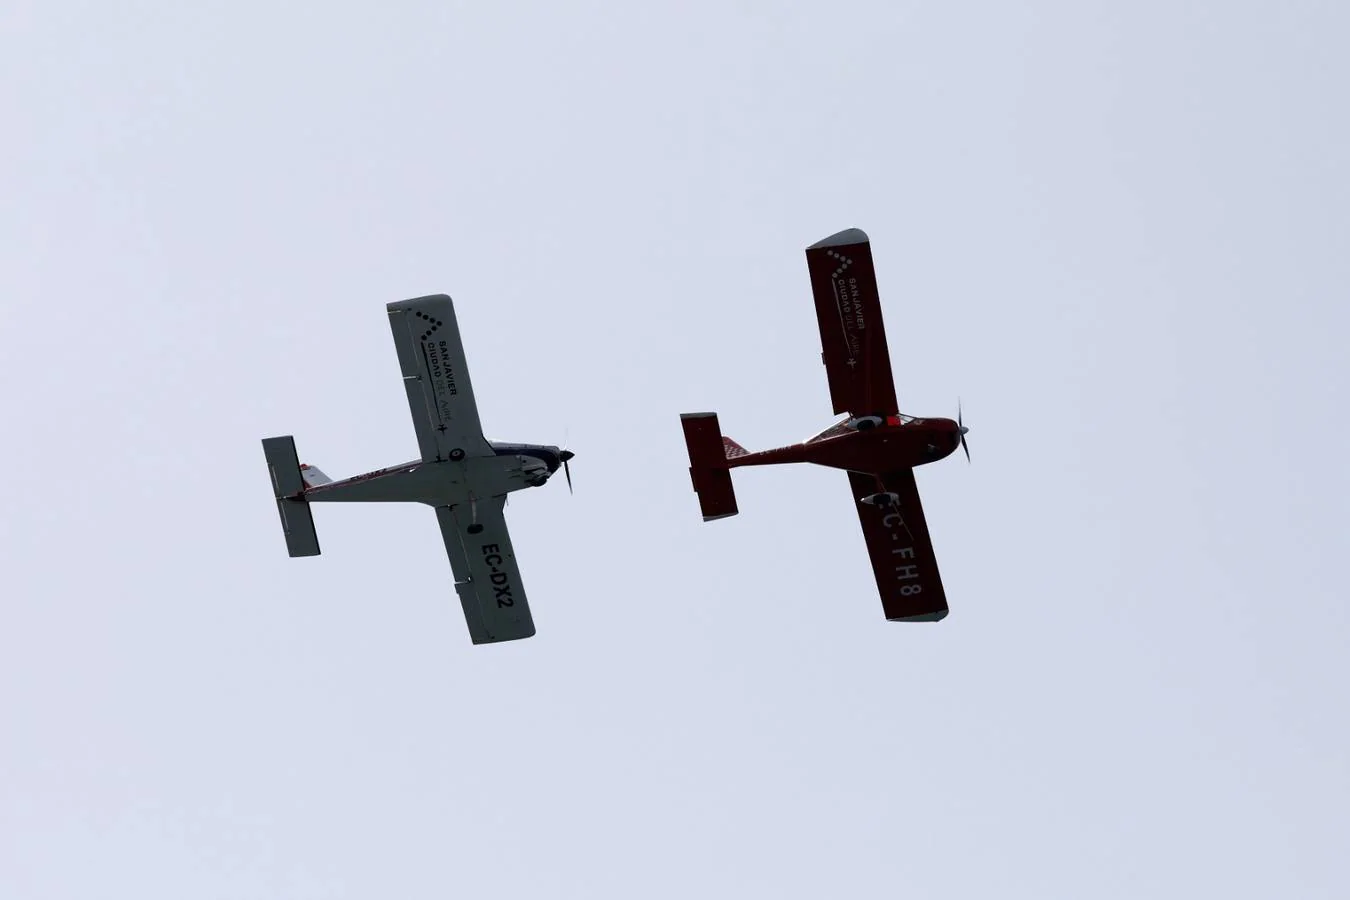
[3,1,1347,897]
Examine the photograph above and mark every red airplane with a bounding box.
[680,227,968,622]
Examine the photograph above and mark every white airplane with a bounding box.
[261,294,573,645]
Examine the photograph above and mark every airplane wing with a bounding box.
[435,502,536,644]
[847,470,949,621]
[805,229,899,418]
[387,294,494,463]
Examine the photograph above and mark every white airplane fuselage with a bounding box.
[299,442,569,506]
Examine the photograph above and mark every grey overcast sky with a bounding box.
[3,2,1347,897]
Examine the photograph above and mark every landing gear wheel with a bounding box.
[467,523,484,535]
[856,419,877,431]
[448,448,465,461]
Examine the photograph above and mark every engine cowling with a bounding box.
[859,491,900,507]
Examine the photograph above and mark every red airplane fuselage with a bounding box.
[727,418,964,474]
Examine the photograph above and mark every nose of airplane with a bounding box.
[559,450,575,462]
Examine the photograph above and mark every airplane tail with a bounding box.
[680,412,739,521]
[261,436,322,557]
[299,464,332,488]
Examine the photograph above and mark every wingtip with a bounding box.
[889,608,949,622]
[808,228,869,250]
[471,625,537,645]
[387,293,453,315]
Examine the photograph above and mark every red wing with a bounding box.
[847,470,949,621]
[805,229,898,418]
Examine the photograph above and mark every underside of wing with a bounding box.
[847,469,949,621]
[388,295,494,463]
[805,229,899,419]
[435,502,536,644]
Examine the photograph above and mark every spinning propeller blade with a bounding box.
[559,449,574,494]
[958,400,970,463]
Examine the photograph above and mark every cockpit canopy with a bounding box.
[804,412,924,443]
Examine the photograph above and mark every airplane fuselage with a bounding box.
[728,418,963,474]
[300,441,568,506]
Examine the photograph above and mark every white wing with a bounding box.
[434,502,536,644]
[387,295,493,462]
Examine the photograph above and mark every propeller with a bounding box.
[559,449,574,494]
[957,400,970,463]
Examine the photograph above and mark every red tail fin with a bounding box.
[680,412,739,521]
[722,436,749,459]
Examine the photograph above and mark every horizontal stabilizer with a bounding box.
[680,412,739,521]
[262,436,321,557]
[274,498,321,557]
[263,436,305,498]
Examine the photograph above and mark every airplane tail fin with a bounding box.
[299,464,332,488]
[680,412,739,521]
[261,436,322,557]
